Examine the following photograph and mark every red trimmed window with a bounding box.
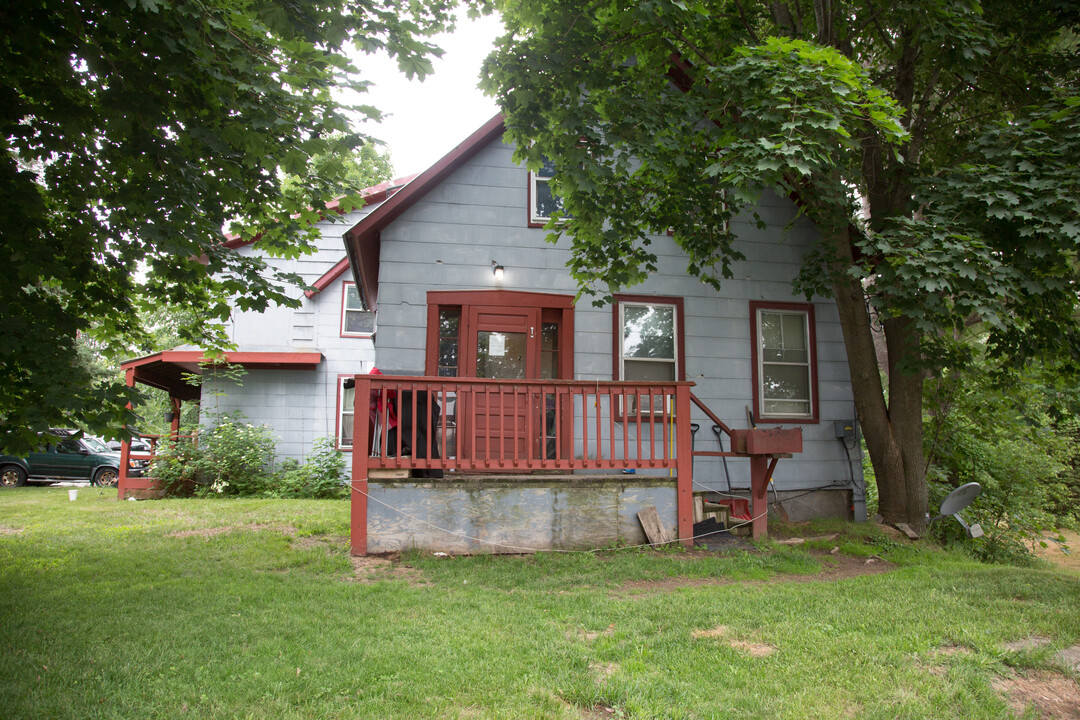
[613,295,685,416]
[341,281,375,337]
[528,157,566,226]
[336,375,355,450]
[751,301,818,423]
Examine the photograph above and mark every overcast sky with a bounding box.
[347,14,504,178]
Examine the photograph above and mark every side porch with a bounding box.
[115,350,324,498]
[348,375,803,555]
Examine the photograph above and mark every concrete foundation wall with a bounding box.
[367,477,677,554]
[771,488,853,522]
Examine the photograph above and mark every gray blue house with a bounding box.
[120,114,865,552]
[116,180,410,484]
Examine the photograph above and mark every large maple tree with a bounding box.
[483,0,1080,526]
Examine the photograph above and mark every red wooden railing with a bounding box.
[117,433,196,498]
[355,376,697,473]
[349,375,698,554]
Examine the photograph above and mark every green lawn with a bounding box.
[1,487,1077,719]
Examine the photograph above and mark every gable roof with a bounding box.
[301,174,418,299]
[343,113,507,309]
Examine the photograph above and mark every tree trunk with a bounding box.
[824,227,926,528]
[884,315,927,529]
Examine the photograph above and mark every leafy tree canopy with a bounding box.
[483,0,1080,525]
[280,134,395,198]
[0,0,465,453]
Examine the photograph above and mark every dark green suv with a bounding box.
[0,430,146,488]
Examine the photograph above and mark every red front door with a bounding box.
[464,306,540,463]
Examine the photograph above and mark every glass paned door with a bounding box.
[476,330,528,379]
[465,307,539,462]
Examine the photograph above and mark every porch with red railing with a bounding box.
[348,375,803,555]
[116,432,199,498]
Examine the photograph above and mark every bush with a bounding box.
[149,434,202,497]
[273,437,347,499]
[151,424,347,500]
[150,415,278,497]
[924,360,1079,565]
[196,419,278,496]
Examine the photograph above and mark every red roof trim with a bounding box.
[305,256,351,299]
[344,114,507,310]
[121,350,323,371]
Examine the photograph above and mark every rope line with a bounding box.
[350,484,766,554]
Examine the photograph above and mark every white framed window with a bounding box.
[336,376,355,450]
[615,296,683,417]
[529,157,566,225]
[752,302,817,421]
[341,281,375,337]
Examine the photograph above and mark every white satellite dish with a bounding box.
[934,482,983,538]
[940,482,981,516]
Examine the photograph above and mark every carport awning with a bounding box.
[120,350,323,401]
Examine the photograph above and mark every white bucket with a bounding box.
[68,489,78,501]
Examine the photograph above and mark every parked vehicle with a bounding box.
[0,430,147,488]
[103,437,153,453]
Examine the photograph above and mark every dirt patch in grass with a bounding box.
[730,639,776,657]
[1005,636,1054,652]
[589,661,618,680]
[0,525,23,536]
[349,554,426,585]
[993,670,1080,719]
[575,704,620,719]
[691,625,729,640]
[620,552,894,595]
[575,624,616,642]
[691,624,776,657]
[292,534,348,552]
[168,523,299,539]
[1035,530,1080,573]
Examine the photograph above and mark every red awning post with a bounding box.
[351,374,373,556]
[117,367,136,499]
[169,396,182,441]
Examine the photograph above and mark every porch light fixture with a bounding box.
[491,260,505,281]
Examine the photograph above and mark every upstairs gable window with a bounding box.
[341,281,375,337]
[529,157,567,226]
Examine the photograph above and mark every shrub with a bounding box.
[274,437,347,499]
[196,419,278,496]
[924,360,1079,565]
[149,435,201,497]
[150,415,278,497]
[151,427,348,500]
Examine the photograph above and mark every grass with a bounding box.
[1,487,1078,719]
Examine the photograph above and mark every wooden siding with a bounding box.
[202,207,377,463]
[372,136,864,505]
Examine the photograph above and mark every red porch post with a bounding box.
[169,396,182,440]
[351,374,372,556]
[674,384,693,547]
[117,368,136,499]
